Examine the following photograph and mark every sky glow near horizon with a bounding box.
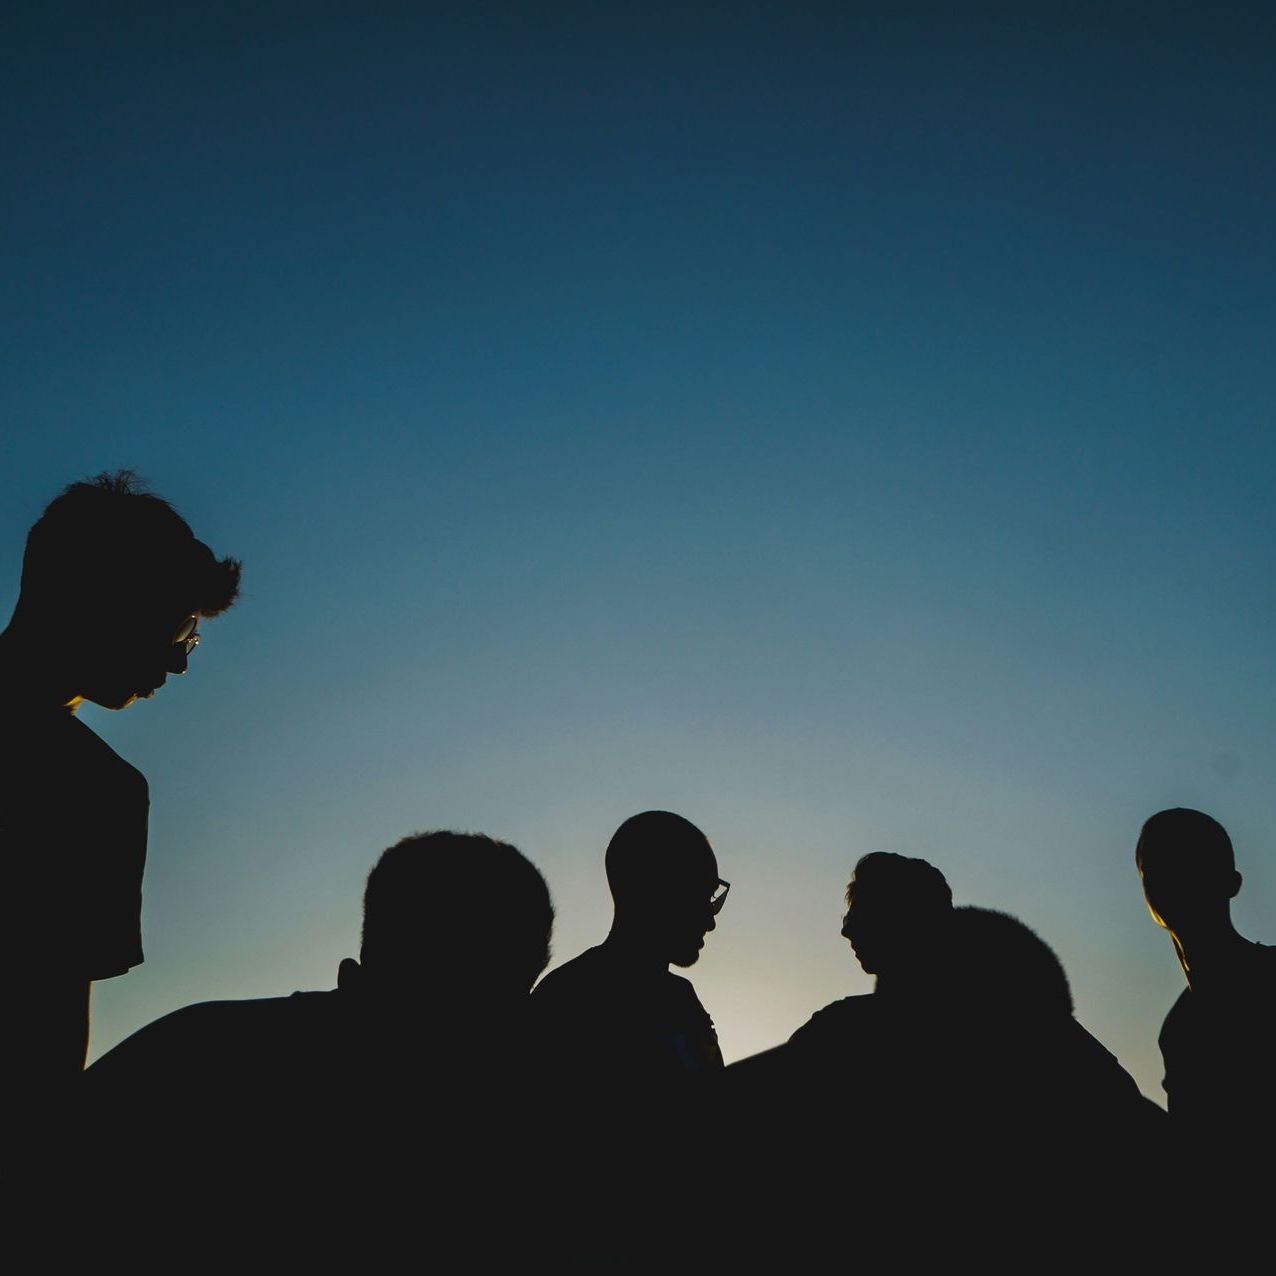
[2,3,1274,1107]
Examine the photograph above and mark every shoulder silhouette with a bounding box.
[527,810,727,1263]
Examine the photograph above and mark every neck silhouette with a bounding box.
[603,917,674,975]
[1165,912,1252,991]
[0,627,81,709]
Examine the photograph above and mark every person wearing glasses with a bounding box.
[0,470,240,1086]
[531,809,728,1084]
[528,811,726,1259]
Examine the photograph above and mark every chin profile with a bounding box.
[91,692,142,711]
[670,940,705,968]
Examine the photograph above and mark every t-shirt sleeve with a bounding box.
[5,715,150,980]
[75,762,149,978]
[667,976,724,1072]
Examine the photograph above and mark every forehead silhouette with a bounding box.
[605,810,716,898]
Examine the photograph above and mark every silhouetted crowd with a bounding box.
[4,474,1272,1269]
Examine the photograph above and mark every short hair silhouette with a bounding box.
[604,810,716,901]
[361,830,554,995]
[840,852,953,980]
[19,469,241,617]
[845,851,953,910]
[1134,807,1273,1153]
[1136,808,1236,877]
[1135,807,1243,932]
[950,906,1073,1016]
[5,469,242,1080]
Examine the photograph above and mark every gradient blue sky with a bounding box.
[3,3,1273,1101]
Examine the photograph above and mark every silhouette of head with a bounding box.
[11,470,241,709]
[948,906,1073,1018]
[1136,808,1241,934]
[605,811,722,967]
[840,852,952,979]
[357,830,554,1008]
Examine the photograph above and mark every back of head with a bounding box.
[1136,808,1234,877]
[18,470,241,622]
[950,906,1073,1018]
[361,831,554,1002]
[1136,808,1238,930]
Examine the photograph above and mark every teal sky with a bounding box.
[2,3,1273,1102]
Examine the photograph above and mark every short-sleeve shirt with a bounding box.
[529,944,723,1087]
[527,943,723,1248]
[4,704,148,979]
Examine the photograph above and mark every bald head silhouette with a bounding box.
[605,811,723,968]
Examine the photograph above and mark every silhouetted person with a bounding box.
[795,850,953,1033]
[724,851,950,1074]
[531,810,726,1082]
[1,471,240,1086]
[936,907,1161,1259]
[83,830,555,1261]
[1136,808,1275,1142]
[528,810,726,1261]
[939,906,1157,1135]
[726,856,1156,1264]
[727,852,952,1095]
[782,858,1150,1124]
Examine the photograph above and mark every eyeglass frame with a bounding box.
[709,878,731,915]
[172,614,201,657]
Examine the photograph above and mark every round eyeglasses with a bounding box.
[172,615,201,656]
